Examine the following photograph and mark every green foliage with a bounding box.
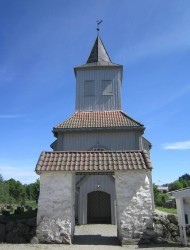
[25,200,38,209]
[5,178,26,202]
[153,184,159,202]
[0,175,40,205]
[0,174,3,182]
[153,184,170,206]
[0,176,12,204]
[25,179,40,202]
[168,173,190,191]
[169,180,183,191]
[153,173,190,209]
[156,206,177,214]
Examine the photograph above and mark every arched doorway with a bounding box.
[87,191,111,224]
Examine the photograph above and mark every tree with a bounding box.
[5,178,26,202]
[179,173,190,182]
[25,179,40,202]
[153,184,159,202]
[0,174,12,203]
[168,180,183,191]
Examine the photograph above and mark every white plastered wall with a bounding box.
[184,197,190,224]
[37,171,75,236]
[115,170,153,244]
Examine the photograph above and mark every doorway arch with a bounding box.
[87,191,111,224]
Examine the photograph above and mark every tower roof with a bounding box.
[53,111,144,131]
[86,36,112,64]
[74,36,123,73]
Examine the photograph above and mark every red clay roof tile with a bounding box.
[53,111,143,130]
[35,150,152,174]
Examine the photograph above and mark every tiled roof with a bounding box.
[35,150,152,174]
[54,111,143,130]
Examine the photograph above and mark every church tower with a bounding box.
[35,34,154,245]
[75,36,122,112]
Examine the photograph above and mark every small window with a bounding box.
[185,214,188,225]
[84,81,95,97]
[92,147,106,151]
[102,80,113,95]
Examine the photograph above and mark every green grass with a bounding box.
[156,206,177,214]
[25,200,37,209]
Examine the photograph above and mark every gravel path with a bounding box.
[73,224,119,245]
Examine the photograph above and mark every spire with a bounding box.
[86,36,112,64]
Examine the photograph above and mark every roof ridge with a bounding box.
[120,111,144,127]
[42,150,144,153]
[141,150,153,169]
[75,111,122,115]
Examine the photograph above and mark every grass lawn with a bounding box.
[25,200,38,209]
[156,206,177,214]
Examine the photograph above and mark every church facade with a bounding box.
[35,36,154,244]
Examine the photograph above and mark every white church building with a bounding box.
[35,35,154,245]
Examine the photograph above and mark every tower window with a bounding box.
[102,80,113,95]
[84,81,95,96]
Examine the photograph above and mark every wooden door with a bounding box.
[87,191,111,224]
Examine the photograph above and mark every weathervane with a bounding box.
[97,20,103,35]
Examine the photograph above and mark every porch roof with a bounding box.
[35,150,152,174]
[53,111,144,131]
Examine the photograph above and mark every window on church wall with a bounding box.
[102,80,113,95]
[89,143,109,151]
[84,81,95,97]
[92,147,106,151]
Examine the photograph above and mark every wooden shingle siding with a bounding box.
[75,69,122,111]
[56,130,141,151]
[84,81,95,96]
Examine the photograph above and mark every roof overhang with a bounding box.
[74,63,123,78]
[169,188,190,199]
[35,150,152,175]
[53,126,145,134]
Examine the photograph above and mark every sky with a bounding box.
[0,0,190,185]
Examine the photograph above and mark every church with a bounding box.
[35,35,154,245]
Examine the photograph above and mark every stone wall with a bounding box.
[36,172,75,244]
[0,217,36,243]
[0,212,189,244]
[153,212,190,243]
[115,170,154,245]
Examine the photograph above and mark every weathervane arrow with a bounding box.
[97,20,103,34]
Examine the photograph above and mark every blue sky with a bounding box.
[0,0,190,184]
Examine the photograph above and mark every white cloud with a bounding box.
[0,165,38,184]
[0,114,23,119]
[162,141,190,150]
[116,12,190,64]
[139,84,190,118]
